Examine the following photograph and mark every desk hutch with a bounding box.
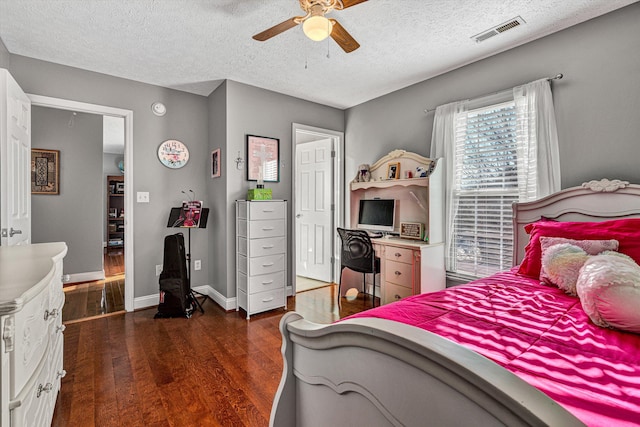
[347,150,445,304]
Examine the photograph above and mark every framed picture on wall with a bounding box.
[31,148,60,194]
[246,135,279,182]
[211,148,221,178]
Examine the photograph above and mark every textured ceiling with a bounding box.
[0,0,637,109]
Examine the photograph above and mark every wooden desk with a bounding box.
[341,237,445,305]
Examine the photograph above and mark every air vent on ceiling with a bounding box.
[472,16,526,43]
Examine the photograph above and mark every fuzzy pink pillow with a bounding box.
[576,253,640,333]
[539,237,619,294]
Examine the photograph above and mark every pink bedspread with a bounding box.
[348,268,640,426]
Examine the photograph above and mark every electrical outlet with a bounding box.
[156,264,163,276]
[194,260,201,271]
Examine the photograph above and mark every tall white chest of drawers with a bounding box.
[0,242,68,427]
[236,200,287,319]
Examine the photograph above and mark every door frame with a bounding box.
[291,123,344,295]
[28,94,135,312]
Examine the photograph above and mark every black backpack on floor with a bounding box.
[155,233,194,318]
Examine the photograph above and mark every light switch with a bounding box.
[137,191,150,203]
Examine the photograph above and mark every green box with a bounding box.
[247,188,272,200]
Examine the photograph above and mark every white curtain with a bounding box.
[430,101,468,271]
[513,79,561,201]
[431,79,561,272]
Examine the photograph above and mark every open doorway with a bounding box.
[291,124,344,294]
[28,94,134,316]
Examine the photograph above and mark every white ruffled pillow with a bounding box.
[576,253,640,333]
[539,237,619,295]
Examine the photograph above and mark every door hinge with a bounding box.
[331,204,335,211]
[1,229,7,238]
[331,150,336,158]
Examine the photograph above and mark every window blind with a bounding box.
[451,101,518,277]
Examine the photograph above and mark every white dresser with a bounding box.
[236,200,287,319]
[0,242,68,427]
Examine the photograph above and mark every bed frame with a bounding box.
[270,179,640,427]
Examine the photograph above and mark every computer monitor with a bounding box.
[357,199,396,233]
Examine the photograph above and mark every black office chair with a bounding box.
[337,228,381,308]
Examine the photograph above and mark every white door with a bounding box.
[0,69,31,246]
[295,138,333,282]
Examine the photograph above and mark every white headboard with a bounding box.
[512,179,640,265]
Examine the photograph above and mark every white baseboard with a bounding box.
[133,284,237,312]
[66,270,105,284]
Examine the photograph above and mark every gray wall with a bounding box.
[212,80,345,298]
[0,38,9,69]
[31,107,103,275]
[345,3,640,192]
[9,56,210,298]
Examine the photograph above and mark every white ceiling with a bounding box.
[0,0,636,109]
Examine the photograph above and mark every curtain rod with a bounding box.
[423,73,564,114]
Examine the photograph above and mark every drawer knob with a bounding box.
[395,294,401,300]
[56,324,66,334]
[57,370,67,379]
[37,383,53,398]
[394,271,402,276]
[261,280,274,285]
[394,252,402,258]
[262,297,274,303]
[262,209,275,213]
[262,262,275,267]
[261,227,275,231]
[44,308,59,321]
[261,245,274,249]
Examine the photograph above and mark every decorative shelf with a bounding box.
[351,177,429,191]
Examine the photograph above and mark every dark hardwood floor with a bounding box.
[53,285,378,426]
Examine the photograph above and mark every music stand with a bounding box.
[167,206,211,313]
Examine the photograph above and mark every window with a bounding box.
[450,101,518,278]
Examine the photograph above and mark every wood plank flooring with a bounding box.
[63,251,125,323]
[52,286,378,426]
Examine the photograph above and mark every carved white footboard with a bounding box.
[270,312,584,427]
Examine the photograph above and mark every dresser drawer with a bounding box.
[385,246,415,264]
[248,237,286,257]
[249,202,285,220]
[384,282,413,304]
[11,348,55,427]
[12,285,50,398]
[385,260,413,288]
[248,254,285,276]
[248,271,285,294]
[249,220,285,239]
[238,270,285,294]
[248,288,285,313]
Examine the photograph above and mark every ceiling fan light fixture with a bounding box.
[303,15,333,41]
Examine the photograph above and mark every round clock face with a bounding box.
[158,139,189,169]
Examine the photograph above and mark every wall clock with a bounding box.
[158,139,189,169]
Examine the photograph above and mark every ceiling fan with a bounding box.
[252,0,368,53]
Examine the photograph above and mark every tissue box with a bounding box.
[247,188,272,200]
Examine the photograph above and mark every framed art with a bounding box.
[31,148,60,194]
[246,135,279,182]
[211,148,221,178]
[387,162,400,180]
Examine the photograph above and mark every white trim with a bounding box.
[27,94,135,312]
[133,285,238,311]
[291,124,345,294]
[66,270,105,284]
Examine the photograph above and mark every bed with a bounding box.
[270,179,640,427]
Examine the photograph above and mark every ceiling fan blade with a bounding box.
[329,19,360,53]
[339,0,368,9]
[253,17,299,41]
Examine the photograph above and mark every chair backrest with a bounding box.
[337,228,376,273]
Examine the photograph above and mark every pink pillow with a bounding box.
[576,253,640,333]
[540,238,619,294]
[518,218,640,278]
